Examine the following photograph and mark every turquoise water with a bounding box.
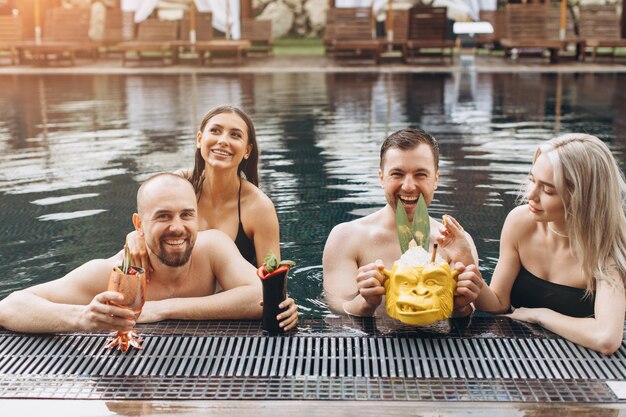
[1,72,625,317]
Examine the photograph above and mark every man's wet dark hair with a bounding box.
[379,128,440,170]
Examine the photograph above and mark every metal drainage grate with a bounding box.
[0,316,624,402]
[0,335,624,380]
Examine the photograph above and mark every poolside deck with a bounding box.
[1,54,626,75]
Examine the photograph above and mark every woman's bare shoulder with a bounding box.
[502,205,538,242]
[241,180,276,212]
[506,205,535,227]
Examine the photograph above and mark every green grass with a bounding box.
[593,47,626,57]
[272,37,324,56]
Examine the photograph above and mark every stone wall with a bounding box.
[254,0,328,38]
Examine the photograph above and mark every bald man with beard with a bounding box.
[0,173,280,333]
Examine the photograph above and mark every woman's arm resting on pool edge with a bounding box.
[506,276,625,355]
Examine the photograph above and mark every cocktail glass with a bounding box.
[104,265,146,352]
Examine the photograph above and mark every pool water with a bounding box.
[1,72,625,318]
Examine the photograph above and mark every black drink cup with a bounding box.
[261,269,288,334]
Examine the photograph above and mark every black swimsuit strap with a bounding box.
[233,179,257,266]
[237,179,242,223]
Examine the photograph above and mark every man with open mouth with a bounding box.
[323,128,483,319]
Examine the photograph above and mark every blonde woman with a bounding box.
[474,134,626,355]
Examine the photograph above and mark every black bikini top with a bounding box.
[233,181,257,266]
[510,265,595,318]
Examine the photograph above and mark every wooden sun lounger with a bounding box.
[545,3,576,41]
[500,4,570,63]
[178,12,214,43]
[175,12,250,65]
[0,15,22,65]
[116,19,178,66]
[475,10,506,50]
[403,7,455,63]
[391,9,409,44]
[324,7,336,52]
[329,7,381,64]
[194,40,251,64]
[173,12,209,57]
[241,19,273,54]
[17,8,99,66]
[100,9,135,51]
[579,4,626,61]
[378,8,409,54]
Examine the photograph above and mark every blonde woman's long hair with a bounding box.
[532,133,626,292]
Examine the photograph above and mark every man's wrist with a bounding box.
[73,304,88,331]
[143,300,168,322]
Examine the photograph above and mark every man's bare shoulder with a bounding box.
[195,229,233,250]
[330,210,387,238]
[194,230,243,263]
[324,210,392,264]
[175,169,192,180]
[327,218,371,247]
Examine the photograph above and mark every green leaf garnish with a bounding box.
[396,198,412,254]
[263,251,279,273]
[412,194,430,250]
[263,251,295,273]
[396,195,430,253]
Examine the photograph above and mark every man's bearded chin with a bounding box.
[150,239,194,267]
[156,248,193,267]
